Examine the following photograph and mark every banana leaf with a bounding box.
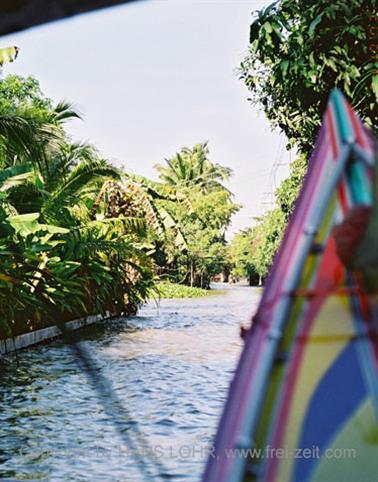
[0,46,19,66]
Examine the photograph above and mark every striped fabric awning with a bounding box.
[203,89,378,482]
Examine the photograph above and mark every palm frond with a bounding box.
[154,142,232,193]
[53,100,82,123]
[61,226,144,260]
[0,113,64,175]
[42,160,120,224]
[85,216,147,238]
[0,171,35,192]
[0,164,33,182]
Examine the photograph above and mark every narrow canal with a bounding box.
[0,284,261,481]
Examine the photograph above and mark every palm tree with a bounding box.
[0,101,80,177]
[154,142,232,193]
[0,76,158,334]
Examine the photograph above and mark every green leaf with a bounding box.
[0,164,33,182]
[0,46,19,66]
[8,213,69,236]
[263,21,273,33]
[280,60,289,77]
[324,57,337,72]
[372,75,378,102]
[0,221,15,238]
[309,13,323,37]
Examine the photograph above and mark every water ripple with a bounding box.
[0,284,261,481]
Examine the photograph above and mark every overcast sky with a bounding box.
[1,0,292,236]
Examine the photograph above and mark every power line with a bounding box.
[258,134,292,214]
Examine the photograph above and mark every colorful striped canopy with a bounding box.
[203,90,378,482]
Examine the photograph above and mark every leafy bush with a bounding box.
[157,282,212,299]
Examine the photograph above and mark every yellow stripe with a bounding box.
[311,398,378,482]
[276,295,355,481]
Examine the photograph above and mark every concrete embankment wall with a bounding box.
[0,312,113,356]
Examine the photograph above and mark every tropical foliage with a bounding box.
[0,46,19,68]
[0,75,160,339]
[157,282,211,299]
[239,0,377,154]
[155,143,240,288]
[0,68,239,338]
[230,0,376,281]
[228,228,259,285]
[228,207,287,284]
[155,142,232,192]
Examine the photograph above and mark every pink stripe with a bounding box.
[265,224,343,481]
[203,94,376,482]
[346,101,370,151]
[327,107,340,159]
[212,134,336,481]
[211,120,338,480]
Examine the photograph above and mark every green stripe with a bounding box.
[348,162,372,205]
[331,89,355,145]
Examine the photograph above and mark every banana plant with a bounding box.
[90,176,190,250]
[0,46,19,68]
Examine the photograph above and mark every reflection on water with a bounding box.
[0,284,261,481]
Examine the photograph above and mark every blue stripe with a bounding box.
[293,342,367,482]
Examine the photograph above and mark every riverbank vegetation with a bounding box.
[1,1,374,336]
[157,282,212,299]
[153,143,240,288]
[0,69,238,339]
[229,0,377,283]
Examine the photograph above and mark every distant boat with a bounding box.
[203,89,378,482]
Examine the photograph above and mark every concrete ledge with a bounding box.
[0,311,113,356]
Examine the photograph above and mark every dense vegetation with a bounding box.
[240,0,377,154]
[157,282,212,299]
[229,0,377,282]
[0,71,238,339]
[2,0,374,337]
[154,143,239,289]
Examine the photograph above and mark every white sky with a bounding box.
[1,0,292,236]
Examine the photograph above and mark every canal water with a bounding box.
[0,284,261,481]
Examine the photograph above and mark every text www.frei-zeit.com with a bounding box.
[217,445,357,461]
